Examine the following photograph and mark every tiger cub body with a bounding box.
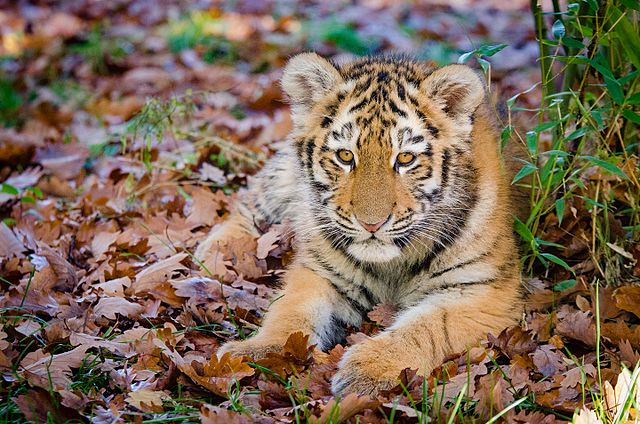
[196,53,523,395]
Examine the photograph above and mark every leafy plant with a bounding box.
[0,77,23,127]
[166,11,239,64]
[507,0,640,280]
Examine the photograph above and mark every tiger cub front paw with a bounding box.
[331,339,400,396]
[217,338,282,360]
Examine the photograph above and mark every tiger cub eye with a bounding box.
[336,149,354,165]
[396,152,416,166]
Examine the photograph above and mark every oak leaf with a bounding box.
[94,296,144,320]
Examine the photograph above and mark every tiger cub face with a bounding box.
[282,54,486,263]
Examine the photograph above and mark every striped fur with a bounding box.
[197,53,523,396]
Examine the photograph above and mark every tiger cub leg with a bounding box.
[194,208,257,263]
[332,282,521,396]
[218,265,358,359]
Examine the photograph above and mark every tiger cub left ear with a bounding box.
[421,64,486,118]
[281,53,343,125]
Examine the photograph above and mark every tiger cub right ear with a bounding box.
[281,53,343,125]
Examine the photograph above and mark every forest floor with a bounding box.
[1,0,639,422]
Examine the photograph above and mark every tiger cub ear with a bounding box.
[281,53,343,124]
[421,64,485,118]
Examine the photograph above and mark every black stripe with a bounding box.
[317,315,348,349]
[313,257,371,316]
[428,254,487,279]
[443,312,452,351]
[389,100,407,118]
[327,280,368,317]
[441,148,451,188]
[427,124,439,138]
[305,140,315,170]
[349,98,368,112]
[397,84,406,101]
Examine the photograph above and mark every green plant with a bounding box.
[304,18,380,56]
[68,25,133,74]
[166,12,239,64]
[0,77,23,127]
[506,0,640,280]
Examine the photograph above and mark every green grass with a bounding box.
[508,0,640,279]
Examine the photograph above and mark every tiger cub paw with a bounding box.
[217,338,282,361]
[331,340,399,396]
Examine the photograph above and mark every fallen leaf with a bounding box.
[94,296,144,319]
[367,304,397,328]
[532,345,567,377]
[125,389,170,412]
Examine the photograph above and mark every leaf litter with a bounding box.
[0,0,639,422]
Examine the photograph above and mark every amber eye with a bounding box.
[336,149,354,165]
[396,152,416,167]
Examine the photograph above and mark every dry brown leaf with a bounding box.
[309,393,378,424]
[41,246,78,291]
[19,345,90,389]
[154,338,254,396]
[134,253,189,294]
[200,404,251,424]
[367,303,397,328]
[555,306,597,346]
[474,371,515,419]
[125,389,170,412]
[619,339,640,367]
[91,231,120,259]
[562,364,596,389]
[0,223,25,258]
[532,345,567,377]
[13,388,83,423]
[257,332,314,377]
[614,286,640,319]
[94,296,144,320]
[256,228,281,259]
[94,276,131,296]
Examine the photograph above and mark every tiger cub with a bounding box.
[196,53,523,395]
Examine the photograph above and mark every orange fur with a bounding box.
[199,54,523,395]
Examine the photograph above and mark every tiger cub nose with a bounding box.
[357,215,390,233]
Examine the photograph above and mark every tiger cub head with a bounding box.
[282,53,489,264]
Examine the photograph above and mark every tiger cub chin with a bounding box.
[196,53,523,396]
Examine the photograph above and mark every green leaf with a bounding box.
[475,43,507,57]
[514,217,534,243]
[555,198,565,225]
[1,183,19,196]
[541,150,570,157]
[501,125,513,151]
[609,6,640,70]
[540,253,572,271]
[561,37,585,49]
[604,76,624,104]
[477,57,491,74]
[622,109,640,124]
[532,121,559,133]
[565,126,590,140]
[526,131,538,155]
[512,163,537,184]
[552,20,566,40]
[620,0,640,11]
[457,50,475,64]
[627,93,640,105]
[553,279,577,291]
[580,155,629,180]
[457,43,507,64]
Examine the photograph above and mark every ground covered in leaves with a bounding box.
[1,0,640,422]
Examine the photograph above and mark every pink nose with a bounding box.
[357,216,389,233]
